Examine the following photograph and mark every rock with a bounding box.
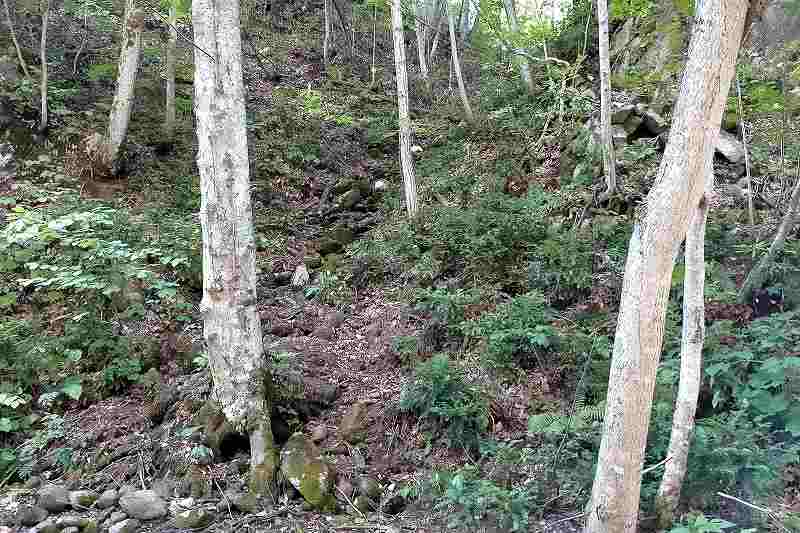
[411,145,423,154]
[96,488,119,509]
[335,189,362,210]
[383,494,406,515]
[372,179,388,193]
[81,518,99,533]
[17,504,48,526]
[291,265,310,287]
[109,518,140,533]
[312,326,333,340]
[109,511,128,524]
[356,476,382,500]
[637,104,668,135]
[29,519,58,533]
[610,104,635,124]
[119,490,167,520]
[152,479,175,500]
[622,113,644,135]
[69,490,98,508]
[174,508,214,529]
[326,311,346,329]
[338,401,369,444]
[24,476,42,489]
[118,484,136,498]
[715,129,745,163]
[55,515,82,528]
[279,432,336,512]
[61,528,80,533]
[310,426,328,443]
[227,490,258,513]
[353,495,374,514]
[611,125,628,147]
[37,485,70,513]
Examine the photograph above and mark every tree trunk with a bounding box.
[370,5,377,85]
[192,0,278,494]
[107,0,143,170]
[428,2,444,66]
[738,159,800,303]
[654,164,714,529]
[415,0,430,86]
[391,0,419,218]
[38,0,50,134]
[583,2,748,532]
[502,0,534,94]
[163,1,177,142]
[446,1,474,123]
[3,0,30,79]
[597,0,617,200]
[323,0,331,66]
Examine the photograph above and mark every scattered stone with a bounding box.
[338,401,369,444]
[30,519,58,533]
[119,490,167,520]
[109,518,140,533]
[227,490,258,513]
[312,326,333,340]
[174,508,214,529]
[279,432,336,512]
[356,476,382,500]
[310,426,328,443]
[96,488,119,509]
[118,484,136,498]
[109,511,128,524]
[37,485,70,513]
[69,490,99,508]
[152,479,175,500]
[55,515,82,528]
[291,264,310,287]
[17,504,48,526]
[168,497,195,515]
[61,527,80,533]
[715,129,746,164]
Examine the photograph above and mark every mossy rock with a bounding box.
[335,189,362,210]
[279,433,336,512]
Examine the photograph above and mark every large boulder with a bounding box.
[118,490,167,520]
[279,433,336,512]
[37,485,70,513]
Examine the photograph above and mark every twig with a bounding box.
[716,492,790,533]
[536,512,584,531]
[336,483,366,520]
[136,0,216,62]
[641,455,671,475]
[335,525,400,531]
[213,477,233,520]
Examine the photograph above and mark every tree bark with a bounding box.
[597,0,617,200]
[3,0,30,79]
[502,0,534,94]
[391,0,419,218]
[415,0,430,86]
[164,1,177,142]
[192,0,278,494]
[738,159,800,303]
[428,2,444,66]
[654,163,714,529]
[38,0,51,134]
[323,0,331,66]
[446,0,474,123]
[583,2,747,532]
[107,0,143,170]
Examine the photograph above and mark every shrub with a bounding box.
[399,354,489,449]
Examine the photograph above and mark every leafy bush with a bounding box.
[399,354,489,449]
[461,291,557,369]
[667,514,740,533]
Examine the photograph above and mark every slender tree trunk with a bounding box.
[164,1,177,142]
[446,0,474,123]
[370,5,377,86]
[415,0,430,86]
[736,76,755,236]
[3,0,30,79]
[654,164,714,528]
[597,0,617,201]
[38,0,50,134]
[192,0,278,493]
[738,159,800,303]
[323,0,331,66]
[428,7,444,66]
[502,0,534,94]
[583,2,747,532]
[391,0,419,218]
[106,0,143,170]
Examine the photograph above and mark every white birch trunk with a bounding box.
[323,0,331,66]
[38,0,50,134]
[415,0,430,85]
[164,1,177,141]
[446,1,474,123]
[597,0,617,199]
[192,0,277,493]
[391,0,419,218]
[654,162,714,528]
[370,5,377,85]
[107,0,143,168]
[428,2,444,66]
[502,0,534,94]
[583,2,748,531]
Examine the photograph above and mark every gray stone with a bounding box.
[61,528,80,533]
[109,511,128,524]
[69,489,99,508]
[715,129,746,164]
[173,509,214,529]
[109,518,140,533]
[227,491,258,513]
[16,504,48,526]
[119,490,167,520]
[81,518,99,533]
[335,189,362,210]
[55,515,83,528]
[30,519,59,533]
[37,485,70,513]
[96,488,119,509]
[279,433,336,512]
